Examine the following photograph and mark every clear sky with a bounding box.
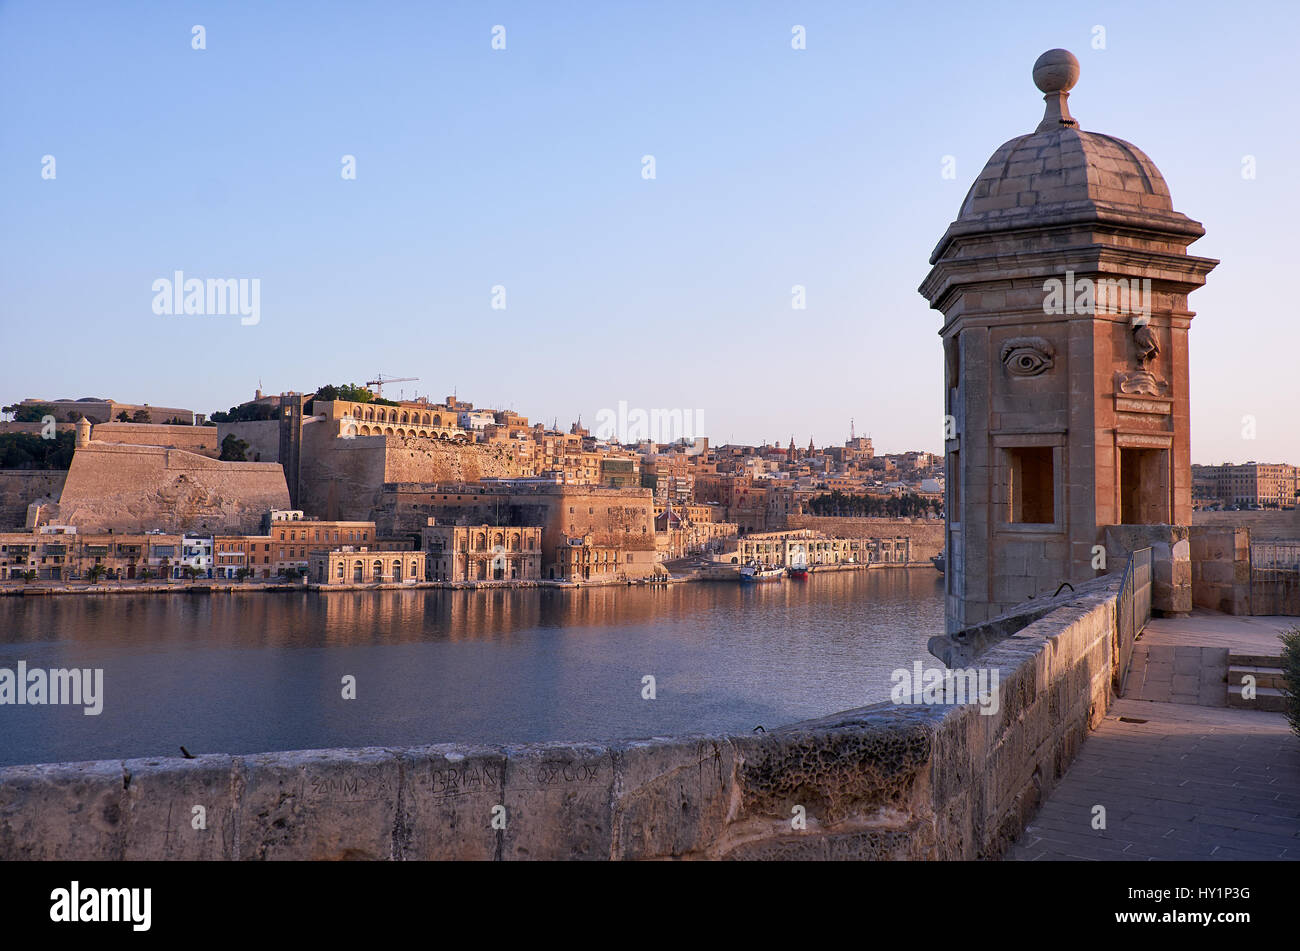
[2,0,1296,463]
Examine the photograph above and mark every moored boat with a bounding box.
[739,562,784,583]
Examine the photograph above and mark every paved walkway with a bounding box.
[1009,613,1300,861]
[1140,611,1295,653]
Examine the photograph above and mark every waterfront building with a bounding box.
[214,533,274,579]
[391,482,657,581]
[1192,462,1297,511]
[730,529,872,568]
[422,522,543,581]
[266,510,377,576]
[178,534,214,578]
[309,547,426,585]
[555,534,625,582]
[0,531,40,579]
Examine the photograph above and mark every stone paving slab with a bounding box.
[1140,612,1294,654]
[1125,644,1227,706]
[1008,698,1300,861]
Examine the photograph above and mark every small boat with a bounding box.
[787,565,808,579]
[739,562,784,583]
[931,550,946,574]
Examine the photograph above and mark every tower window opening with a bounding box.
[1007,447,1055,524]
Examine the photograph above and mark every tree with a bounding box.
[208,403,276,423]
[20,569,37,584]
[86,564,107,584]
[1281,626,1300,740]
[219,434,249,461]
[182,565,200,582]
[138,567,153,581]
[0,432,76,470]
[310,383,397,408]
[115,411,131,422]
[131,409,151,424]
[235,566,253,582]
[8,403,56,423]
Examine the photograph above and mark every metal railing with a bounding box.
[1114,547,1153,695]
[1251,543,1300,570]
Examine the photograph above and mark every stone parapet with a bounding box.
[1189,525,1251,615]
[1104,524,1191,615]
[0,577,1122,860]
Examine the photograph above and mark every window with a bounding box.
[949,450,960,520]
[1006,447,1054,524]
[1120,448,1170,524]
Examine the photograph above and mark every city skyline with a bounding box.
[3,2,1297,461]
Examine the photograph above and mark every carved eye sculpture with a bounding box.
[1000,337,1056,377]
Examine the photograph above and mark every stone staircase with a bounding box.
[1226,653,1290,712]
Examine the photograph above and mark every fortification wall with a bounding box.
[382,436,520,486]
[0,471,67,530]
[1193,509,1300,542]
[1189,526,1252,615]
[296,430,520,522]
[0,577,1120,859]
[49,444,289,534]
[90,422,218,456]
[786,515,945,562]
[217,420,282,463]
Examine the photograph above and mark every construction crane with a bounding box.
[366,374,418,399]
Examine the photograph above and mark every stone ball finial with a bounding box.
[1033,49,1080,94]
[1033,49,1080,132]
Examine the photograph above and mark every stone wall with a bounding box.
[1251,568,1300,616]
[296,428,519,522]
[0,576,1121,860]
[89,422,218,456]
[217,420,282,464]
[0,470,67,530]
[1104,524,1191,615]
[1189,526,1251,615]
[48,443,290,534]
[1193,509,1300,543]
[784,515,944,563]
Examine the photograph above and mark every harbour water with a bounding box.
[0,568,945,767]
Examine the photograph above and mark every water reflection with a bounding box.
[0,569,945,766]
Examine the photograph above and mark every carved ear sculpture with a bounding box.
[1132,323,1160,366]
[999,337,1056,377]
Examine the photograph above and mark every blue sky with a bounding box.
[2,0,1296,463]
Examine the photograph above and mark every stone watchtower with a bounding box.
[919,50,1217,632]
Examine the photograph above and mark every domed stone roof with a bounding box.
[932,49,1202,260]
[957,127,1174,222]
